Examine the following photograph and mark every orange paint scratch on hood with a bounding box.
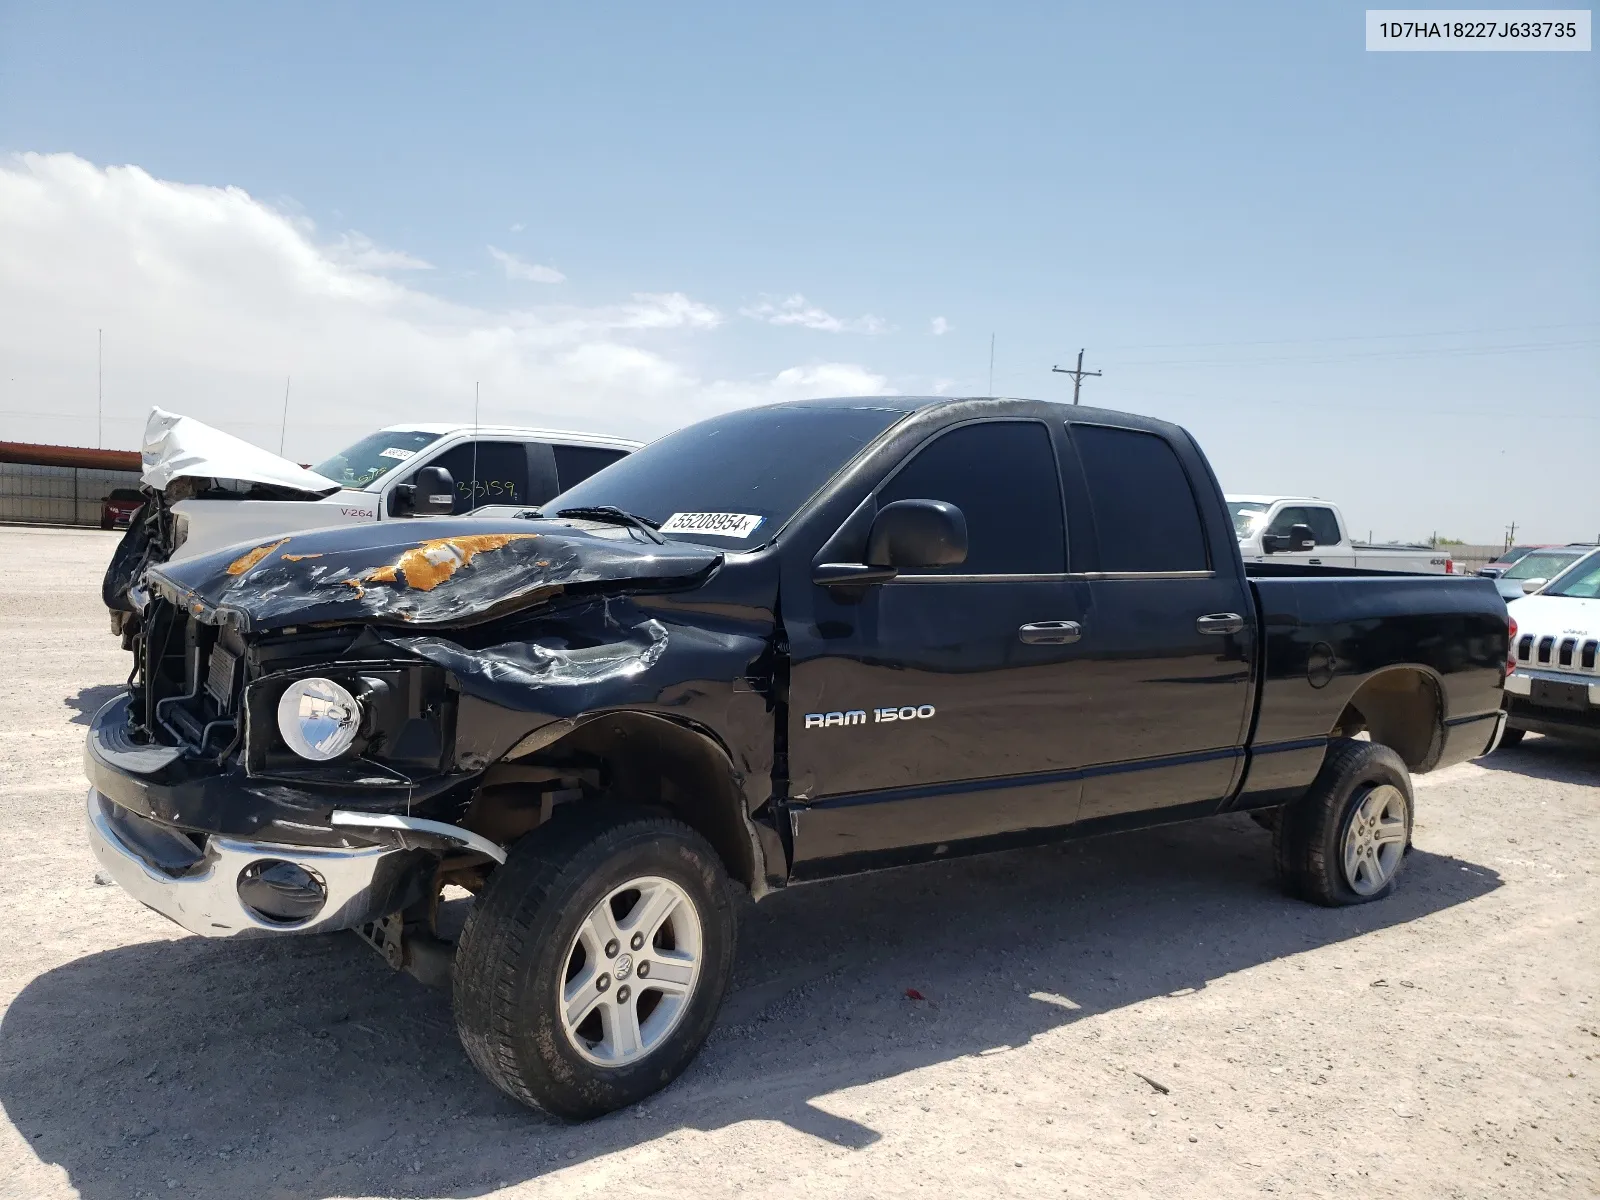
[356,533,540,592]
[226,538,290,576]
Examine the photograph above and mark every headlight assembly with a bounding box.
[276,677,362,761]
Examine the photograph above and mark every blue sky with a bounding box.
[1,1,1595,541]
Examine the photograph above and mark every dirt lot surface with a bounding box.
[0,524,1596,1200]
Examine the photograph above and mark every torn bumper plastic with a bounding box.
[86,788,417,938]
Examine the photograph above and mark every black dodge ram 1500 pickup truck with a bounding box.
[84,396,1511,1119]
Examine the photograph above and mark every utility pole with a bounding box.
[988,334,996,395]
[97,328,103,448]
[1051,348,1102,404]
[1505,521,1517,552]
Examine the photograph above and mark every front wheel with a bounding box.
[1274,739,1413,906]
[452,807,736,1120]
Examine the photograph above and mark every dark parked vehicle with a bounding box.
[84,396,1511,1119]
[100,488,144,530]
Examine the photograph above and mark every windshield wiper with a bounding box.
[548,506,666,544]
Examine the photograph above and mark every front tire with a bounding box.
[1274,739,1413,906]
[1495,726,1526,750]
[452,807,736,1120]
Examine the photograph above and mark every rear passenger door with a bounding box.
[1063,423,1255,825]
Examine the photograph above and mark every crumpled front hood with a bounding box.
[145,517,723,631]
[141,407,342,496]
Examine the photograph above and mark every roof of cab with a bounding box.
[378,423,641,449]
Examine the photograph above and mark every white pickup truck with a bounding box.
[1227,495,1455,574]
[139,409,639,562]
[103,410,639,631]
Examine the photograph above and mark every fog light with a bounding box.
[237,860,327,924]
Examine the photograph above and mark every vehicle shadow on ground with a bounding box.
[64,684,126,727]
[1471,735,1600,785]
[0,814,1500,1200]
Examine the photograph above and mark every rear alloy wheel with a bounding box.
[1275,738,1414,906]
[1340,783,1408,897]
[452,808,735,1119]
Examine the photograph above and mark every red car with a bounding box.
[101,488,145,530]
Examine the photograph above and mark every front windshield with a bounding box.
[1492,545,1537,565]
[1505,550,1584,581]
[311,430,442,489]
[545,404,908,548]
[1229,502,1269,538]
[1543,551,1600,598]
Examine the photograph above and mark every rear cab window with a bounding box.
[553,444,629,491]
[1069,424,1208,573]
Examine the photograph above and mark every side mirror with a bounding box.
[1521,578,1547,594]
[1263,523,1316,554]
[392,466,456,517]
[812,499,968,587]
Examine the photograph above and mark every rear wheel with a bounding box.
[452,807,736,1119]
[1275,739,1413,906]
[1495,726,1526,750]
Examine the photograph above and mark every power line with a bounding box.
[1114,337,1598,369]
[1099,319,1600,354]
[1051,348,1102,405]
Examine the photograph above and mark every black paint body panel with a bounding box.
[92,396,1511,894]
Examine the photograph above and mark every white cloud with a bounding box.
[930,316,951,336]
[325,231,432,271]
[509,222,525,233]
[0,153,890,458]
[741,293,888,335]
[487,245,566,283]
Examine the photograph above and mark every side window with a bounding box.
[413,441,531,513]
[1070,425,1208,573]
[1304,507,1341,546]
[553,444,629,491]
[1267,505,1338,546]
[878,421,1064,575]
[1267,506,1312,537]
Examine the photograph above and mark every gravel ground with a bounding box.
[0,524,1595,1200]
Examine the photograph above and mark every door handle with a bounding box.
[1019,621,1082,644]
[1308,557,1322,565]
[1196,613,1245,635]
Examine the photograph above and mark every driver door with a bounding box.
[782,419,1090,877]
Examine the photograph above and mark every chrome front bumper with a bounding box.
[86,789,414,938]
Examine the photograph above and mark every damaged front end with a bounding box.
[103,407,347,641]
[86,515,753,950]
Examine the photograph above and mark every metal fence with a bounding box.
[1443,544,1505,575]
[0,462,142,527]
